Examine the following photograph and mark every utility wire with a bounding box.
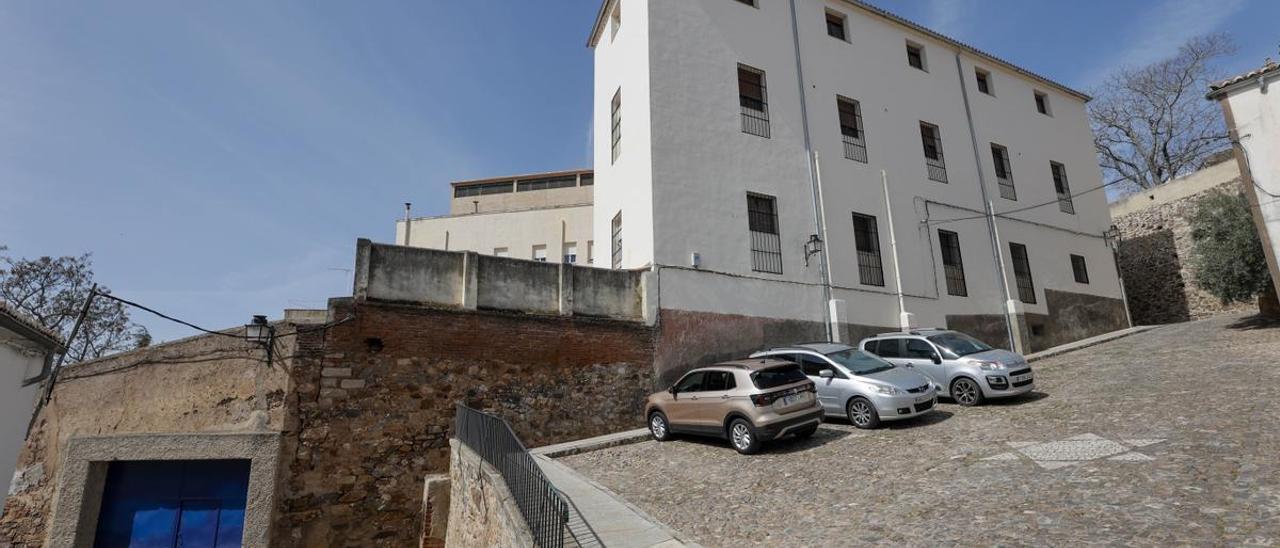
[926,177,1130,227]
[94,291,246,340]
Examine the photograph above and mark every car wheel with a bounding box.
[793,425,818,439]
[728,418,762,454]
[951,377,985,406]
[648,412,671,442]
[846,397,881,429]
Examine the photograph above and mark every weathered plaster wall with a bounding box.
[0,328,293,546]
[1112,161,1256,324]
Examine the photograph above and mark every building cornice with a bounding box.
[0,301,65,352]
[1206,59,1279,100]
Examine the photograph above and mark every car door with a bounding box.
[904,338,946,386]
[794,353,842,413]
[871,338,908,367]
[688,370,734,432]
[666,371,705,429]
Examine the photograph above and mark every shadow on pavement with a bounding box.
[821,410,955,430]
[1227,314,1280,331]
[666,424,852,455]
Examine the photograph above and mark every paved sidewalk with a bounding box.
[535,454,698,548]
[1025,324,1159,362]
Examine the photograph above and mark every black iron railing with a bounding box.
[454,404,600,548]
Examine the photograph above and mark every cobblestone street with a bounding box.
[562,315,1280,546]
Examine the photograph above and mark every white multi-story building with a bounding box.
[1208,58,1280,305]
[589,0,1128,370]
[1,303,61,507]
[396,169,597,265]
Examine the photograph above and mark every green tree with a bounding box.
[1188,191,1276,313]
[0,246,150,361]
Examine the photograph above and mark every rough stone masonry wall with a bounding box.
[1113,176,1255,324]
[442,440,531,548]
[0,329,293,546]
[275,298,654,547]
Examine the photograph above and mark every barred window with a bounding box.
[906,42,926,71]
[1034,91,1051,115]
[938,230,967,297]
[837,96,867,163]
[826,10,847,41]
[1071,254,1089,284]
[975,68,993,95]
[991,143,1015,200]
[611,212,623,269]
[738,65,770,138]
[611,89,622,163]
[851,213,885,287]
[920,122,947,183]
[1051,162,1074,214]
[1009,242,1036,304]
[747,193,782,274]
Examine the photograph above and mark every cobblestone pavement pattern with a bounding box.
[562,315,1280,546]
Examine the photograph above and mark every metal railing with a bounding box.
[997,176,1017,200]
[842,133,868,163]
[454,404,601,548]
[925,157,948,183]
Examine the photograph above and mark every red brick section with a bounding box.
[275,299,655,547]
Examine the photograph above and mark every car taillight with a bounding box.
[751,393,776,407]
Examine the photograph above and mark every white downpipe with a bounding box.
[882,170,910,330]
[990,202,1025,353]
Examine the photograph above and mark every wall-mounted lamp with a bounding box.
[803,234,823,267]
[245,314,275,366]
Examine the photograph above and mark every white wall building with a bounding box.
[589,0,1128,372]
[0,303,61,507]
[1208,58,1280,303]
[396,169,597,265]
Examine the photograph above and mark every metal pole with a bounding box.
[882,171,908,330]
[402,202,412,245]
[38,284,96,406]
[787,0,834,341]
[814,151,835,285]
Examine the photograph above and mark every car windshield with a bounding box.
[927,332,993,358]
[751,365,808,389]
[825,349,894,375]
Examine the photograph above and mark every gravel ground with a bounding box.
[562,314,1280,547]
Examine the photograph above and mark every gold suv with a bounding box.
[645,358,823,454]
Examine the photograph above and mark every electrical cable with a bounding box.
[926,177,1130,227]
[93,291,245,340]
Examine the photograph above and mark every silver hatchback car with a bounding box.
[749,343,937,429]
[858,329,1034,406]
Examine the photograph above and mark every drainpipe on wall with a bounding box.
[787,0,835,341]
[881,170,912,331]
[954,51,1019,352]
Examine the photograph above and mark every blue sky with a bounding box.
[2,0,1276,343]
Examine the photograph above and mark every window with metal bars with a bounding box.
[1009,242,1036,304]
[990,143,1015,200]
[1034,91,1051,115]
[1051,161,1074,214]
[747,193,783,274]
[906,42,926,71]
[1071,254,1089,284]
[851,213,885,286]
[826,10,847,41]
[975,68,993,95]
[837,96,867,163]
[610,212,623,269]
[920,122,947,183]
[738,65,770,138]
[938,230,967,297]
[611,89,622,163]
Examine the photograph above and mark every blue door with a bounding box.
[93,460,250,548]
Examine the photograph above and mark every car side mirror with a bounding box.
[930,353,942,364]
[668,386,678,398]
[819,369,835,379]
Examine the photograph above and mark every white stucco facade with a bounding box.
[589,0,1125,346]
[0,307,59,508]
[1210,61,1280,299]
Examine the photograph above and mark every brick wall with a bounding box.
[275,299,654,546]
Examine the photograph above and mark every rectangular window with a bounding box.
[1051,161,1074,214]
[587,240,594,264]
[1009,242,1036,304]
[516,175,577,192]
[906,42,926,71]
[564,242,578,264]
[826,10,847,41]
[837,96,867,163]
[747,193,783,274]
[938,230,967,297]
[493,247,509,258]
[738,64,770,138]
[975,68,993,95]
[920,122,947,183]
[851,213,885,287]
[579,173,594,186]
[991,143,1016,200]
[610,0,621,41]
[610,89,622,163]
[454,181,513,198]
[1071,254,1090,284]
[611,212,623,269]
[532,245,547,262]
[1034,91,1050,115]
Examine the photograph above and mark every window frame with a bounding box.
[737,64,770,138]
[747,192,783,274]
[609,0,621,42]
[851,212,886,287]
[919,122,947,183]
[938,229,968,297]
[563,242,578,264]
[825,10,848,41]
[1009,242,1036,304]
[990,143,1016,200]
[611,211,623,269]
[906,41,927,71]
[975,68,993,95]
[836,96,867,163]
[1071,254,1090,284]
[610,88,622,164]
[1034,90,1051,116]
[1051,161,1074,214]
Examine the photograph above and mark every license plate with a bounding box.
[1011,374,1032,383]
[780,392,808,407]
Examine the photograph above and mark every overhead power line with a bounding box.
[926,177,1130,227]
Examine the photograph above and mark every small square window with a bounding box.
[975,69,993,95]
[1034,91,1051,115]
[906,42,926,71]
[532,245,547,262]
[493,247,509,258]
[826,11,847,41]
